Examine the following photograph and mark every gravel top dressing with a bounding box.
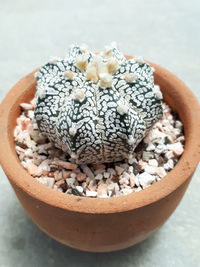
[14,97,184,198]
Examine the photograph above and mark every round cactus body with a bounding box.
[34,43,163,164]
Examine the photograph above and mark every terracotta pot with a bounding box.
[0,59,200,252]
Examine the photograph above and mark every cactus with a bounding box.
[34,43,163,164]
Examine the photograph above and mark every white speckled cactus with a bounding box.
[34,43,163,164]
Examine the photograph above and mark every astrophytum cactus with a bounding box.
[34,43,163,164]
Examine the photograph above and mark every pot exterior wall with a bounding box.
[9,175,192,252]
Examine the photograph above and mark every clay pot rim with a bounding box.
[0,59,200,215]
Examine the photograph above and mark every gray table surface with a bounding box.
[0,0,200,266]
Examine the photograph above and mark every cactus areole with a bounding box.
[34,43,163,164]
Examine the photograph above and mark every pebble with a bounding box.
[27,110,34,120]
[121,188,133,195]
[129,173,136,187]
[76,186,84,193]
[165,150,174,160]
[94,168,105,175]
[86,190,97,197]
[176,136,185,143]
[164,159,174,170]
[97,183,108,198]
[66,177,75,187]
[133,162,143,173]
[144,165,156,175]
[119,176,129,185]
[148,159,158,167]
[80,164,95,178]
[175,120,183,128]
[27,161,38,176]
[107,168,116,175]
[88,179,97,191]
[156,167,167,178]
[167,142,184,156]
[146,143,155,151]
[138,160,148,170]
[70,173,77,179]
[128,157,137,164]
[107,182,119,193]
[134,176,140,187]
[16,146,25,154]
[36,177,55,189]
[55,180,65,186]
[76,173,86,181]
[135,186,142,192]
[62,171,72,179]
[138,172,155,188]
[20,103,34,110]
[53,160,78,170]
[95,173,103,180]
[142,151,154,161]
[104,172,110,179]
[155,144,167,154]
[24,149,33,157]
[115,166,124,175]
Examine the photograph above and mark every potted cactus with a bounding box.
[0,43,199,252]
